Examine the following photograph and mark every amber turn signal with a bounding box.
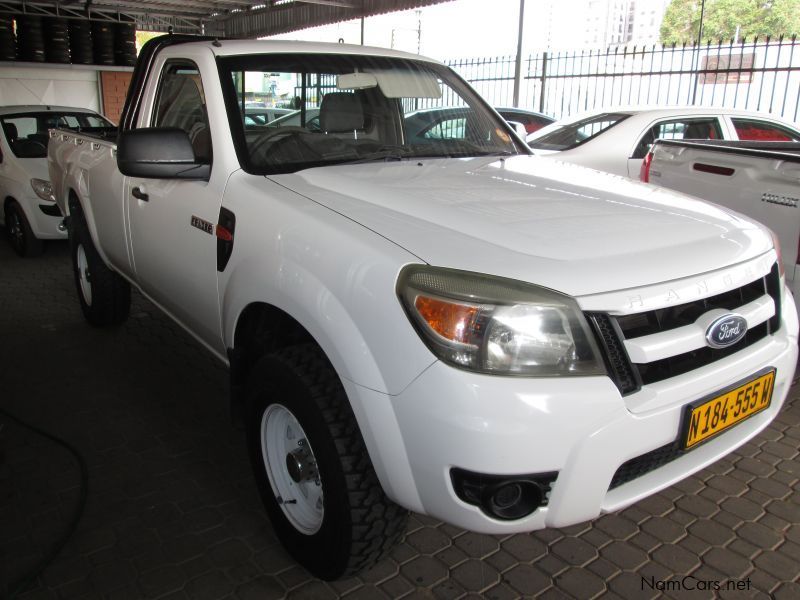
[414,295,479,344]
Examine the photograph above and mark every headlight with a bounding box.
[31,178,55,202]
[398,265,606,376]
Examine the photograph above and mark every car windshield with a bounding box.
[218,54,526,175]
[527,112,630,151]
[1,111,112,158]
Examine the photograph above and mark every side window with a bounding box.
[59,116,80,128]
[5,116,37,138]
[152,61,211,164]
[732,118,800,141]
[632,118,722,159]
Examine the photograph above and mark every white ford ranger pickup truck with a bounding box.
[48,35,799,579]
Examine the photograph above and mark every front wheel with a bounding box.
[245,344,408,580]
[70,212,130,326]
[5,201,43,257]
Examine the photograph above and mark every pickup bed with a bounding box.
[643,139,800,298]
[49,35,799,579]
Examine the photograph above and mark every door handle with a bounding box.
[132,186,149,202]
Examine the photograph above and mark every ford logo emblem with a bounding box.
[705,314,748,349]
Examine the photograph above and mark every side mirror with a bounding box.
[118,128,210,180]
[506,121,528,138]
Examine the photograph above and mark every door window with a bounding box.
[152,61,212,164]
[528,113,629,151]
[731,118,800,141]
[632,118,723,158]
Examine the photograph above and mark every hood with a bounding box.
[269,155,772,297]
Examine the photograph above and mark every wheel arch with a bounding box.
[65,187,112,267]
[225,287,423,512]
[4,194,33,222]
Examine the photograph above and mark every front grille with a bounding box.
[615,276,768,338]
[589,263,781,392]
[609,443,682,489]
[598,263,782,489]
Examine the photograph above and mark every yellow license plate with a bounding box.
[683,370,776,449]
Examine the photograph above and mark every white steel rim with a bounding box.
[261,403,324,534]
[76,244,92,306]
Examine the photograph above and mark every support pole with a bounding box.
[512,0,525,108]
[691,0,706,103]
[539,51,548,113]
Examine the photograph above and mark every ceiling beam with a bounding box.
[219,0,452,39]
[297,0,356,7]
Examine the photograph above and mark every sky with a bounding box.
[266,0,561,61]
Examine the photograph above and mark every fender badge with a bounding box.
[705,314,748,349]
[191,215,213,235]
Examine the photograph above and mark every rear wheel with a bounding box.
[5,201,43,257]
[245,344,408,580]
[70,209,130,326]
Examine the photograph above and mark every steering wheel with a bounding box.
[250,126,314,155]
[250,126,320,165]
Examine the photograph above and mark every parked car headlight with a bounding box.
[30,178,55,202]
[398,265,606,376]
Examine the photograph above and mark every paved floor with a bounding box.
[1,235,799,600]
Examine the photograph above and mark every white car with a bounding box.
[0,105,113,256]
[526,107,800,178]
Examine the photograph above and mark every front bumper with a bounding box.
[26,196,66,239]
[377,291,798,534]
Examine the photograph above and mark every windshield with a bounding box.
[1,111,113,158]
[218,54,526,175]
[527,112,630,151]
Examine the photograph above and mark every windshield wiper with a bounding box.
[346,151,409,164]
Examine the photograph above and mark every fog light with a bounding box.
[493,482,522,509]
[450,468,557,521]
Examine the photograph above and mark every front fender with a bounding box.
[217,178,437,511]
[218,172,436,395]
[220,247,433,396]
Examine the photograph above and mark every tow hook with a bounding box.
[58,219,67,232]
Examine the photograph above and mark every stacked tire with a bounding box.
[91,21,115,65]
[16,14,45,62]
[69,20,94,64]
[114,21,136,66]
[43,17,70,63]
[0,16,15,61]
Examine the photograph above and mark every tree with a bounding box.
[659,0,800,45]
[135,31,161,53]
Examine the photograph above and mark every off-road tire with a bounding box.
[5,201,44,257]
[245,343,408,580]
[69,210,130,326]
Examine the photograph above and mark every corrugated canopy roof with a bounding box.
[0,0,452,36]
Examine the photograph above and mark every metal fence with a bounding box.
[446,36,800,122]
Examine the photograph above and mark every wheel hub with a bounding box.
[261,403,324,534]
[285,442,317,483]
[76,244,93,306]
[9,213,22,244]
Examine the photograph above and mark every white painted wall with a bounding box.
[0,66,100,110]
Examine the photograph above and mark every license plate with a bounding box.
[683,369,776,449]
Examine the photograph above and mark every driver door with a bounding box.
[126,59,224,353]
